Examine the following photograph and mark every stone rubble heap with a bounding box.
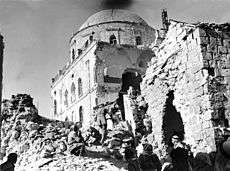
[0,94,127,171]
[103,121,134,159]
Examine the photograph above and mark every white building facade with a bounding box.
[51,9,156,126]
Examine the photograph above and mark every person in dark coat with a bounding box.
[170,135,191,171]
[193,152,213,171]
[124,148,140,171]
[215,137,230,171]
[0,153,18,171]
[138,144,161,171]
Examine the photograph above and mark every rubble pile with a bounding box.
[103,121,134,159]
[0,94,127,170]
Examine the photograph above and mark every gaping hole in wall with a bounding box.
[121,71,142,93]
[117,71,142,120]
[162,90,185,146]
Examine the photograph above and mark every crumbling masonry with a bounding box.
[142,21,230,156]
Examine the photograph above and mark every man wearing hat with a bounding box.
[169,134,191,171]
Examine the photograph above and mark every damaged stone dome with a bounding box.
[79,9,148,31]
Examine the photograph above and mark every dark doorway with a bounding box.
[121,71,142,93]
[162,90,184,146]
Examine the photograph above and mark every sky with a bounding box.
[0,0,229,118]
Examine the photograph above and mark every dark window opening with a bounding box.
[64,90,68,107]
[162,90,184,148]
[89,35,93,42]
[78,78,83,97]
[136,36,142,45]
[109,35,117,45]
[71,82,76,102]
[95,98,98,106]
[208,67,215,76]
[54,100,57,115]
[79,106,83,123]
[78,49,82,56]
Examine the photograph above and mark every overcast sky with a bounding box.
[0,0,229,118]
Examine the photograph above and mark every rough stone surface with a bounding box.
[142,21,230,157]
[0,94,128,171]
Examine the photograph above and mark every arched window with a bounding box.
[64,89,68,107]
[72,49,75,60]
[109,35,117,45]
[136,36,142,45]
[71,82,76,102]
[78,78,83,97]
[79,106,83,122]
[54,100,57,115]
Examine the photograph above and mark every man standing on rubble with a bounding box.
[96,106,107,144]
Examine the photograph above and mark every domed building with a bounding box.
[51,9,156,125]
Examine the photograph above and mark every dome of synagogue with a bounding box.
[79,9,148,31]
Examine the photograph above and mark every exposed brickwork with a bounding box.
[141,21,230,157]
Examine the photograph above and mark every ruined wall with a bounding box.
[141,21,227,157]
[95,42,154,104]
[71,22,155,52]
[198,23,230,142]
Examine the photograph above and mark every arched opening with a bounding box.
[109,35,117,45]
[135,36,142,45]
[64,89,68,107]
[162,90,184,146]
[78,78,83,97]
[71,82,76,102]
[79,106,83,123]
[54,100,57,115]
[121,71,142,93]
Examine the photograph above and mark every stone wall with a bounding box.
[198,23,230,142]
[141,21,230,157]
